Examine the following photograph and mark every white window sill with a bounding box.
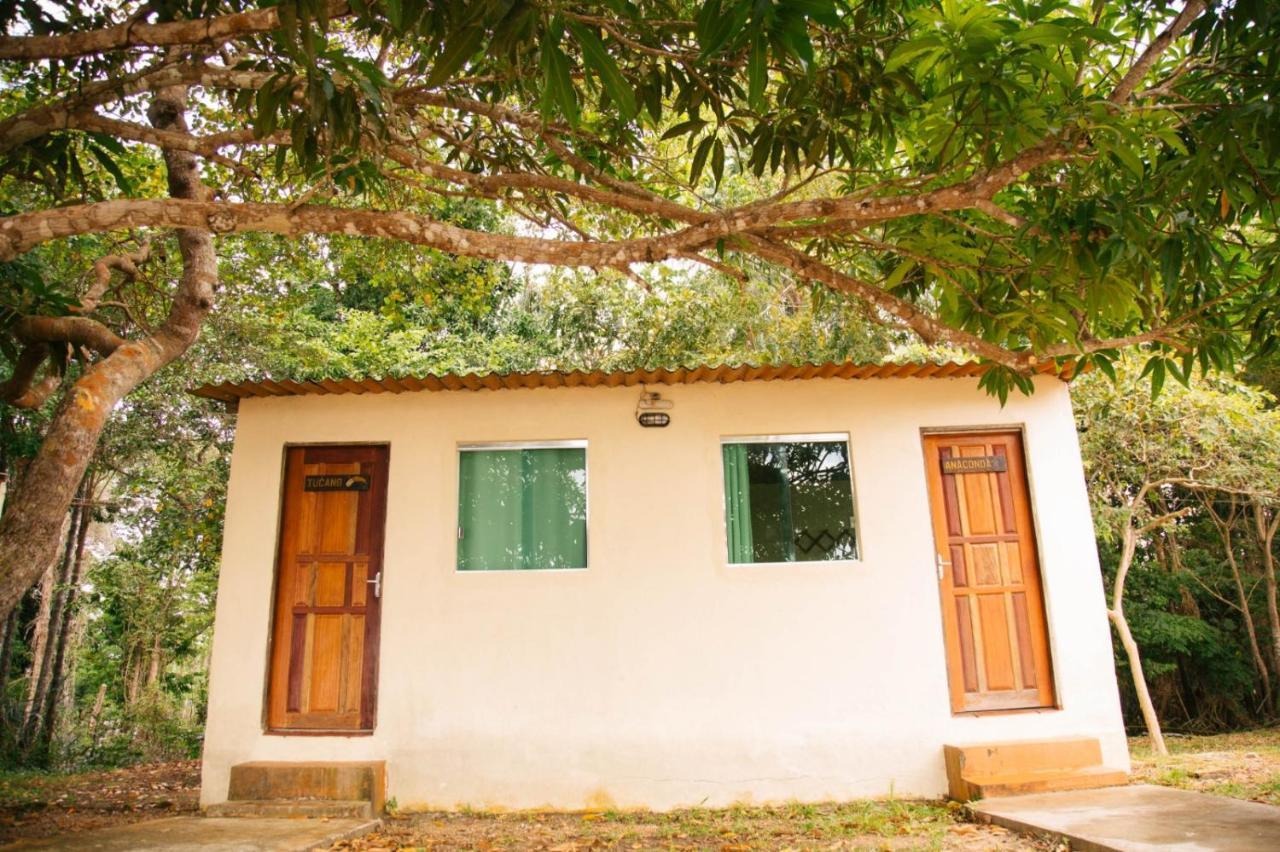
[726,559,862,569]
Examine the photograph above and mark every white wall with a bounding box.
[200,374,1128,810]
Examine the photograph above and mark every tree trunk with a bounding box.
[0,608,15,704]
[0,85,218,623]
[1253,498,1280,683]
[22,561,58,719]
[86,681,107,760]
[30,482,93,758]
[146,632,162,690]
[0,407,10,517]
[1109,520,1168,755]
[1228,549,1272,710]
[61,612,85,718]
[1207,497,1272,711]
[21,480,83,745]
[124,649,142,708]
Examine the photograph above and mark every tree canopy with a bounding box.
[4,1,1278,382]
[1,0,1279,619]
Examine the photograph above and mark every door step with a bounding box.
[944,737,1126,802]
[205,799,375,819]
[208,761,386,817]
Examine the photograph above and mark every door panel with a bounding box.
[923,431,1055,713]
[267,445,388,732]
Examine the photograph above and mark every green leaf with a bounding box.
[748,36,767,109]
[86,144,134,195]
[696,0,746,57]
[1012,22,1072,47]
[661,118,707,140]
[540,37,579,126]
[711,138,726,186]
[425,25,486,87]
[777,16,814,67]
[1109,142,1144,178]
[690,135,715,185]
[382,0,402,31]
[1151,359,1166,398]
[884,259,916,291]
[885,36,943,73]
[783,0,841,27]
[1093,354,1118,383]
[567,20,637,119]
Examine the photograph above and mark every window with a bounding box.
[721,436,858,564]
[457,442,587,571]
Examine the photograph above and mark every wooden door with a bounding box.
[922,431,1055,713]
[266,445,388,733]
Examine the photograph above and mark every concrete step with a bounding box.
[963,766,1129,801]
[944,737,1127,802]
[946,736,1103,778]
[205,798,375,819]
[226,761,386,813]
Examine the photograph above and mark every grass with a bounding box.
[329,798,1039,851]
[0,767,77,808]
[0,760,200,845]
[1129,726,1280,805]
[602,799,961,843]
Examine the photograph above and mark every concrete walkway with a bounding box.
[10,816,380,851]
[972,784,1280,852]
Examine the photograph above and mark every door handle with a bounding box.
[936,553,951,581]
[367,571,381,599]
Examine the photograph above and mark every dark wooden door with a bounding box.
[266,445,388,732]
[923,431,1055,713]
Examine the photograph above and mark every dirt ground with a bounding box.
[1129,727,1280,805]
[0,759,199,845]
[1,729,1278,849]
[330,801,1049,852]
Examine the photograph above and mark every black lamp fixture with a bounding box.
[636,390,673,428]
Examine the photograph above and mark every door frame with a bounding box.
[259,441,391,736]
[919,425,1060,715]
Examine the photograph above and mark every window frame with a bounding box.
[455,439,590,573]
[718,432,862,567]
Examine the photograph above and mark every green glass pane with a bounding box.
[722,441,857,563]
[722,444,755,563]
[457,447,587,570]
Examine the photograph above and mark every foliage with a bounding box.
[2,0,1279,386]
[0,187,895,768]
[1075,359,1280,731]
[2,0,1280,773]
[200,237,892,381]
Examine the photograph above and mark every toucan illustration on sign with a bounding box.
[303,474,371,492]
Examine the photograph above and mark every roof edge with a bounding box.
[190,359,1073,404]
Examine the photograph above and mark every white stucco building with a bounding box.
[195,361,1128,812]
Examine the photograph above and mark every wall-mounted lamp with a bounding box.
[636,390,673,428]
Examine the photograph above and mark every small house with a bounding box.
[194,361,1129,814]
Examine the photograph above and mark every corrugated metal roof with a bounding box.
[190,359,1069,404]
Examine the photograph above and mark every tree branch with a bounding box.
[80,240,152,314]
[0,345,59,409]
[13,316,127,357]
[0,3,350,62]
[743,236,1037,371]
[0,60,200,157]
[1110,1,1209,105]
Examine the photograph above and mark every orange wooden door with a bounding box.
[266,445,388,732]
[922,431,1055,713]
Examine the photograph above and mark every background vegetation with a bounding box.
[2,233,1277,768]
[0,0,1277,772]
[0,212,897,766]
